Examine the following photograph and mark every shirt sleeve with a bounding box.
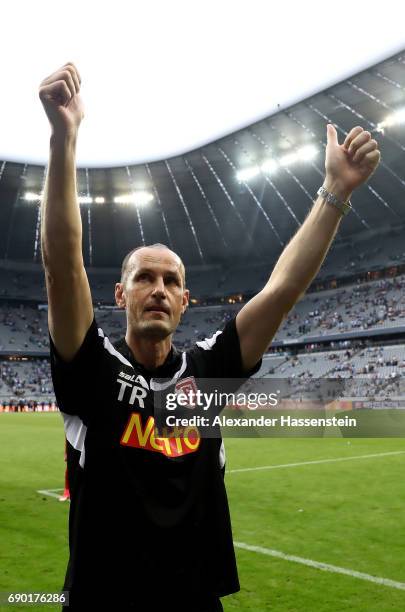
[189,317,262,379]
[49,317,110,424]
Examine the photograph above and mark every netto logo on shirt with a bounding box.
[120,412,200,457]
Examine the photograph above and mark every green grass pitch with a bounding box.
[1,413,404,611]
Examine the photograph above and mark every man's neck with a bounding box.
[125,331,172,371]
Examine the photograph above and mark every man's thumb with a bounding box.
[327,123,338,146]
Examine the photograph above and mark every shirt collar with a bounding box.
[114,337,181,376]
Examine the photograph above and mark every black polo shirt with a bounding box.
[50,315,261,610]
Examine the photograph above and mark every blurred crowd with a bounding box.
[1,273,405,406]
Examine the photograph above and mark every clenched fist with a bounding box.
[39,63,84,138]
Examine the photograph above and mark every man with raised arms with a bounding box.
[39,63,380,611]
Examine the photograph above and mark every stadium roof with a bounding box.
[1,51,405,270]
[1,0,405,167]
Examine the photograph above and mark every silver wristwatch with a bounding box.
[317,185,352,216]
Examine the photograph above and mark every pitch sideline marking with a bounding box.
[36,487,405,589]
[37,451,405,497]
[234,541,405,591]
[37,488,64,500]
[228,450,405,474]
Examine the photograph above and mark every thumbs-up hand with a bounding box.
[324,124,380,201]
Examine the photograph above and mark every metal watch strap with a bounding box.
[317,185,352,216]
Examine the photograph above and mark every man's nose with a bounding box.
[151,278,166,297]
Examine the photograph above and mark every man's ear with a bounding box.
[115,283,126,309]
[181,289,190,314]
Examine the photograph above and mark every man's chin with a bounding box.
[138,320,172,340]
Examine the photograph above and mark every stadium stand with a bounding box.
[2,271,405,353]
[1,202,405,408]
[1,257,405,408]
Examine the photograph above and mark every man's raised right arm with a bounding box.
[39,63,93,362]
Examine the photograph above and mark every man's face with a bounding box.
[115,247,189,340]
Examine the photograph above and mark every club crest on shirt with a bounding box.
[175,376,198,408]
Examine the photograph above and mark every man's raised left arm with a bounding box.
[236,124,381,371]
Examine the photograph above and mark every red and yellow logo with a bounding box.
[120,412,200,457]
[175,376,198,407]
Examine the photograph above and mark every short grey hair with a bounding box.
[120,244,186,287]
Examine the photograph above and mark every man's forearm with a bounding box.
[265,179,351,309]
[235,125,380,371]
[41,133,83,272]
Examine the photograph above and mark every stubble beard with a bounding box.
[128,311,174,341]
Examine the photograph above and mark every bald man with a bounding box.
[39,63,380,611]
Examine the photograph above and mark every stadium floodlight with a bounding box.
[394,108,405,124]
[377,117,393,131]
[377,107,405,132]
[376,121,384,132]
[260,159,278,175]
[94,197,105,204]
[133,191,154,206]
[78,196,93,204]
[23,192,41,201]
[297,144,317,161]
[236,166,260,182]
[114,195,130,204]
[237,143,317,181]
[279,152,298,166]
[114,191,154,206]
